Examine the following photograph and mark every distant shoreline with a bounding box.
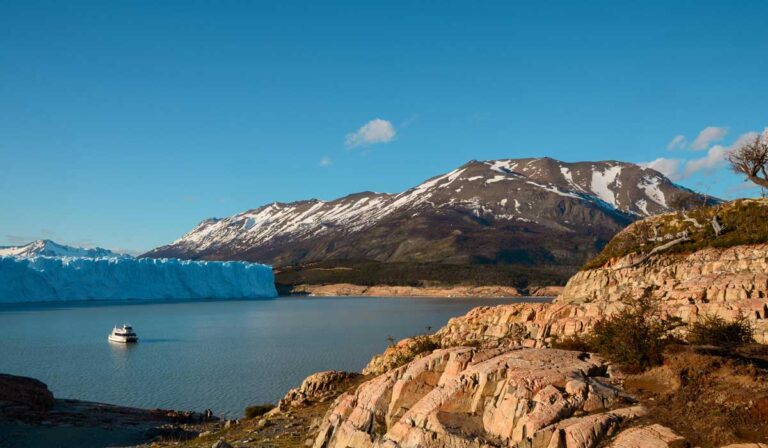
[281,283,563,298]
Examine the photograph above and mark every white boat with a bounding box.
[108,324,138,343]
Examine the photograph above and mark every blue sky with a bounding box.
[1,1,767,253]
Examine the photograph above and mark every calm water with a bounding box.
[0,296,547,417]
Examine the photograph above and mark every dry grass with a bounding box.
[625,345,768,447]
[141,375,368,448]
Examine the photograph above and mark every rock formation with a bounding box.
[0,373,54,417]
[278,370,360,411]
[558,243,768,343]
[286,284,526,298]
[363,241,768,376]
[310,205,768,447]
[314,348,643,448]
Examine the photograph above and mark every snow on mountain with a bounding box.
[145,157,716,269]
[0,240,122,258]
[0,240,277,302]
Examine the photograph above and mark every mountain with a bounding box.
[0,240,121,258]
[144,157,716,286]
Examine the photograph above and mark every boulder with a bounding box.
[211,438,232,448]
[0,373,55,417]
[609,424,687,447]
[314,347,641,448]
[279,370,360,410]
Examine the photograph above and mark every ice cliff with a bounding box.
[0,242,277,302]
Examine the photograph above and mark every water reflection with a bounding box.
[108,341,137,361]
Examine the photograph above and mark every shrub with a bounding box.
[583,290,683,373]
[687,314,754,347]
[550,335,591,352]
[244,403,275,419]
[391,335,441,367]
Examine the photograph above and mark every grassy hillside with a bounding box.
[274,259,574,292]
[583,198,768,270]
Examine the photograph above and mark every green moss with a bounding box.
[276,260,573,290]
[582,199,768,270]
[244,403,275,419]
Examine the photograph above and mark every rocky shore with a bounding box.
[285,283,562,298]
[0,373,217,448]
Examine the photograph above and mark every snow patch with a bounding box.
[638,175,668,211]
[485,175,509,184]
[636,199,649,215]
[0,240,122,258]
[590,166,623,208]
[525,181,582,199]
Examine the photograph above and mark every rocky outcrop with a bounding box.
[0,373,54,417]
[315,347,644,448]
[311,229,768,447]
[608,424,686,447]
[528,286,565,297]
[363,303,615,376]
[558,243,768,343]
[278,370,360,411]
[560,244,768,304]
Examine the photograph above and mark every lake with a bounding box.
[0,296,547,417]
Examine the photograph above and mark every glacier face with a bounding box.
[0,256,277,302]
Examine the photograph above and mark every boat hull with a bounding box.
[108,335,138,343]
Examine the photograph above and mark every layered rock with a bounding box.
[363,303,611,376]
[288,284,524,298]
[309,208,768,447]
[558,243,768,343]
[608,424,686,448]
[278,370,360,411]
[315,347,643,448]
[560,244,768,304]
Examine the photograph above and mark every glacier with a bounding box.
[0,256,277,303]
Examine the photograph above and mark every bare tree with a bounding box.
[728,134,768,189]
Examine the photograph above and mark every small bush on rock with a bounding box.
[390,335,441,367]
[589,292,683,373]
[550,335,591,352]
[244,403,274,419]
[687,314,754,347]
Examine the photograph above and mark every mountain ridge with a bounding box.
[144,157,716,285]
[0,240,122,258]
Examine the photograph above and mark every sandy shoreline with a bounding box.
[284,283,563,298]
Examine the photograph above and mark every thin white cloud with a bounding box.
[729,128,768,150]
[666,135,687,151]
[650,126,767,182]
[641,158,684,180]
[345,118,396,149]
[691,126,728,150]
[683,128,768,178]
[682,145,730,177]
[319,156,332,167]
